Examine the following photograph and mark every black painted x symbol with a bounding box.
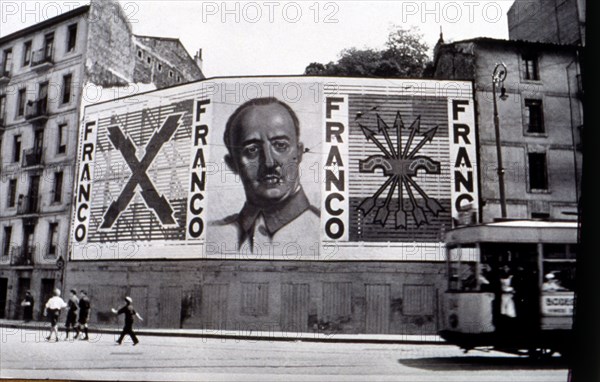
[100,113,183,229]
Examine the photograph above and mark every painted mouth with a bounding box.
[261,175,282,185]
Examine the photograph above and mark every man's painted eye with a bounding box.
[243,145,259,157]
[273,141,289,152]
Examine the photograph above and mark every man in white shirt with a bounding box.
[44,288,67,342]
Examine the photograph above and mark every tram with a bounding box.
[439,220,577,358]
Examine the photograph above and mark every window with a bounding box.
[158,63,162,71]
[8,179,17,207]
[522,54,539,80]
[52,171,63,203]
[38,82,48,114]
[61,74,72,104]
[137,50,142,59]
[169,70,173,78]
[0,95,6,121]
[44,33,54,59]
[528,152,548,190]
[147,56,151,64]
[525,99,544,133]
[17,88,26,117]
[57,123,67,154]
[12,135,21,162]
[47,223,59,257]
[1,49,12,75]
[2,226,12,257]
[22,41,32,66]
[67,24,78,52]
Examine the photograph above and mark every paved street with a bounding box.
[0,327,569,381]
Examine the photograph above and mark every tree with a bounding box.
[304,26,430,78]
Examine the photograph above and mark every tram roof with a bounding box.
[444,220,579,245]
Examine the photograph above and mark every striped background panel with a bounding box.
[87,100,194,242]
[347,94,451,200]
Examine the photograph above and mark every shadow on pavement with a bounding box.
[398,356,569,371]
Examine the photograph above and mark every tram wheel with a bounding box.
[528,348,555,359]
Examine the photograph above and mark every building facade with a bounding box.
[432,37,582,223]
[507,0,585,46]
[0,1,203,320]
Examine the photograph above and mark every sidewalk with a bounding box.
[0,319,444,344]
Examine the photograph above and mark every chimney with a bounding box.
[194,49,203,71]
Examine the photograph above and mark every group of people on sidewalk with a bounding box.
[43,288,91,342]
[40,288,142,345]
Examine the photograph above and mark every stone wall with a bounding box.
[508,0,583,45]
[84,0,135,86]
[133,36,204,89]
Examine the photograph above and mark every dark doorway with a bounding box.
[17,277,31,320]
[39,278,55,320]
[0,278,8,318]
[22,224,35,265]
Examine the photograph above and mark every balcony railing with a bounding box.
[25,99,49,122]
[30,48,54,70]
[22,147,44,167]
[0,70,9,84]
[11,246,34,266]
[17,195,39,215]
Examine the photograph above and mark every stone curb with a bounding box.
[0,320,445,345]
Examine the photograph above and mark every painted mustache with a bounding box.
[258,169,283,184]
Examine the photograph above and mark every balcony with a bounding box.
[0,70,9,85]
[17,195,40,215]
[22,147,44,168]
[30,48,54,71]
[11,246,34,266]
[25,99,49,123]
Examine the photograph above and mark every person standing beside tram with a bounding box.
[499,266,516,320]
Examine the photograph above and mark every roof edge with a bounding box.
[441,37,581,51]
[0,5,90,45]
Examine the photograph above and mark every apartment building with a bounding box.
[0,0,204,320]
[432,37,582,223]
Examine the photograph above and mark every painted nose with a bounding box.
[262,144,279,168]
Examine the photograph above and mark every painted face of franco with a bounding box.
[226,102,304,208]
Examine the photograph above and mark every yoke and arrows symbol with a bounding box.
[100,113,184,229]
[357,111,443,229]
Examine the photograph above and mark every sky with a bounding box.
[0,1,515,77]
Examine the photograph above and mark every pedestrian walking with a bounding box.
[44,288,67,342]
[75,290,91,340]
[65,289,79,340]
[21,291,34,322]
[111,296,143,346]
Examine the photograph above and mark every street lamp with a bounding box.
[492,62,508,219]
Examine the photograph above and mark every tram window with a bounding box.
[457,263,492,292]
[543,263,575,291]
[543,243,577,260]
